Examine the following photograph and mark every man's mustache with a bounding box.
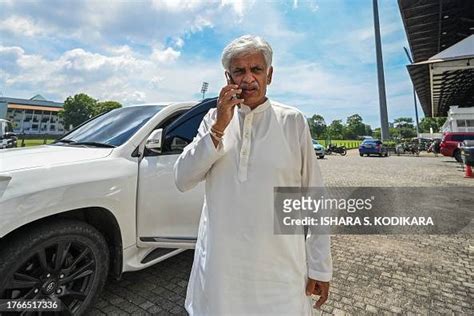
[240,82,259,90]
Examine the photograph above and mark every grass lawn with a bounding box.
[317,139,362,149]
[20,139,56,147]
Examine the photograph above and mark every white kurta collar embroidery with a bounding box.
[235,99,272,182]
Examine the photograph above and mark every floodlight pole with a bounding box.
[373,0,390,140]
[201,82,209,100]
[403,46,420,136]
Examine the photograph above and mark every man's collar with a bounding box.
[238,98,271,114]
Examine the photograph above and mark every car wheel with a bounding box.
[454,149,462,163]
[359,153,363,157]
[320,155,324,159]
[379,153,382,157]
[0,219,109,315]
[341,149,347,156]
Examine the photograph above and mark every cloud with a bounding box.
[0,15,45,37]
[151,47,181,63]
[0,1,416,127]
[292,0,319,12]
[0,43,222,105]
[0,0,250,49]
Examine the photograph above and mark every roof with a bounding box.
[30,94,47,101]
[0,96,63,108]
[8,104,62,112]
[429,34,474,60]
[398,0,474,63]
[398,0,474,117]
[406,36,474,117]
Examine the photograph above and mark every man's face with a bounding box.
[227,51,273,107]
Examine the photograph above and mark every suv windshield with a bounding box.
[55,106,164,147]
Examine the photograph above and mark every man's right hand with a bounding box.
[213,84,243,132]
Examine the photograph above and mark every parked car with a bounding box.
[359,139,388,157]
[312,139,325,159]
[0,119,17,149]
[0,98,220,314]
[440,132,474,162]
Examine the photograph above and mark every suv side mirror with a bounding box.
[146,129,163,150]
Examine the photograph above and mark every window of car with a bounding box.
[159,98,217,155]
[363,140,380,145]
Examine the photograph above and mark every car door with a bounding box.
[137,98,217,244]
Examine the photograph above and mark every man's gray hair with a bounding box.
[221,35,273,71]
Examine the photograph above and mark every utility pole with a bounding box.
[403,46,420,136]
[373,0,389,140]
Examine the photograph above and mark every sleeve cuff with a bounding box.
[204,131,225,155]
[308,269,332,282]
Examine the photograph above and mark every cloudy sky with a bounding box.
[0,0,421,128]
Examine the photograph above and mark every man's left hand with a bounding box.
[305,278,330,309]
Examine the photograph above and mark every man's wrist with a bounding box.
[212,123,226,133]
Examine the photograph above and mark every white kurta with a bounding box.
[174,99,332,316]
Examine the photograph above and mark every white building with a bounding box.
[0,95,65,135]
[441,106,474,133]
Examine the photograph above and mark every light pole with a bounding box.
[403,46,420,136]
[373,0,390,140]
[201,82,209,100]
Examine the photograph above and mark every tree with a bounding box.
[344,114,366,139]
[59,93,97,129]
[307,114,326,139]
[419,117,447,133]
[393,117,414,129]
[373,127,381,139]
[328,120,345,139]
[393,117,416,139]
[93,101,122,116]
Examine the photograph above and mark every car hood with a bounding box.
[0,145,113,173]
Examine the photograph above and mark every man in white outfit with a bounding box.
[174,35,332,316]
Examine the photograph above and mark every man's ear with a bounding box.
[267,66,273,85]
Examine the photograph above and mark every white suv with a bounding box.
[0,98,217,314]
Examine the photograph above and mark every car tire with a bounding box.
[0,219,109,315]
[454,149,462,163]
[320,155,324,159]
[359,153,363,157]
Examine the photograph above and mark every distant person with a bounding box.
[174,35,332,315]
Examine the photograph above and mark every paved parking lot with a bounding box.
[91,151,473,315]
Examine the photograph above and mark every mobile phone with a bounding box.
[225,72,241,100]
